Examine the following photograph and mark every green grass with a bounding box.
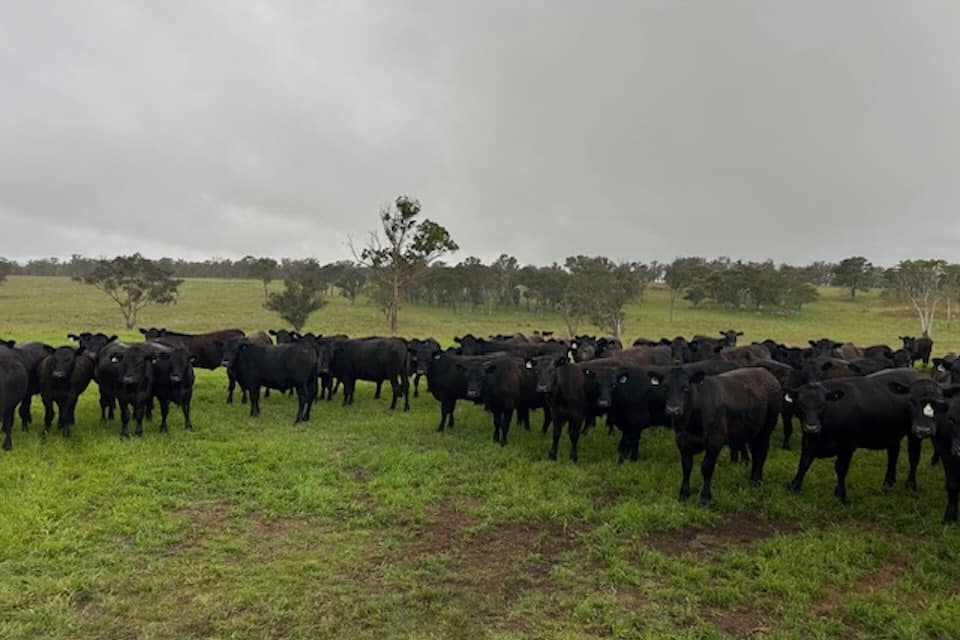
[1,276,959,640]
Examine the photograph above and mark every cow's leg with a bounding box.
[568,418,582,463]
[748,433,771,485]
[19,395,32,431]
[413,373,421,398]
[2,409,13,450]
[944,467,959,523]
[401,374,410,412]
[120,402,130,438]
[226,370,235,404]
[789,437,816,492]
[884,442,900,487]
[905,435,921,490]
[250,386,261,417]
[374,380,382,399]
[834,449,854,502]
[781,409,793,450]
[62,395,79,438]
[678,447,694,502]
[264,388,270,399]
[541,403,552,433]
[42,394,54,433]
[699,446,721,505]
[549,415,564,460]
[389,377,399,410]
[159,398,170,433]
[134,403,145,437]
[98,392,110,421]
[617,428,633,464]
[499,408,513,447]
[304,377,317,420]
[492,411,501,444]
[517,406,530,430]
[182,393,193,430]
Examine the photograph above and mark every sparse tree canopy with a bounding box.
[665,257,708,321]
[333,262,366,304]
[242,256,278,304]
[565,256,647,340]
[264,260,327,332]
[833,256,873,300]
[887,259,947,336]
[77,254,183,329]
[355,196,458,332]
[0,258,10,286]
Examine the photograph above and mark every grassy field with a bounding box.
[1,276,959,640]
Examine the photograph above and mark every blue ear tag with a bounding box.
[618,375,628,384]
[433,353,442,360]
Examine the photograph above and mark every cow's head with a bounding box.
[650,367,705,420]
[269,329,301,344]
[525,353,568,393]
[68,332,117,356]
[139,327,166,339]
[116,346,155,387]
[583,366,619,409]
[48,346,85,380]
[720,329,744,347]
[783,383,844,435]
[571,336,597,362]
[808,338,842,358]
[891,349,913,369]
[151,348,194,384]
[217,338,250,368]
[456,360,493,399]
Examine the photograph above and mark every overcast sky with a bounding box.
[1,1,958,266]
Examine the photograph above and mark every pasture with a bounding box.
[1,276,959,640]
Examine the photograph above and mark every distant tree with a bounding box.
[801,261,836,287]
[264,260,327,332]
[683,281,708,307]
[565,256,647,340]
[354,196,458,332]
[334,262,366,304]
[833,256,873,300]
[887,259,947,336]
[664,257,708,321]
[943,264,960,329]
[780,266,820,310]
[241,256,278,304]
[0,258,10,286]
[77,254,183,329]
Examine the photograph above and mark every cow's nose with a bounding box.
[170,375,182,383]
[665,405,681,416]
[122,376,135,384]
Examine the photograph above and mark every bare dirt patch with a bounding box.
[702,605,774,640]
[811,550,911,620]
[643,512,802,558]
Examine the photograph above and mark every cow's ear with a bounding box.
[808,340,817,348]
[617,369,629,384]
[826,389,845,402]
[783,389,795,404]
[43,345,55,354]
[269,329,278,335]
[139,328,148,335]
[524,359,534,370]
[690,371,707,385]
[74,346,85,356]
[107,335,117,343]
[432,352,442,361]
[67,333,79,341]
[453,337,462,343]
[583,368,596,379]
[1,339,14,348]
[188,355,199,364]
[647,371,661,386]
[832,341,843,349]
[713,345,724,354]
[736,331,744,337]
[570,341,578,350]
[887,382,911,395]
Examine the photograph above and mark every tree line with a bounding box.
[1,201,959,337]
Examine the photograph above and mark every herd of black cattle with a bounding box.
[2,327,960,523]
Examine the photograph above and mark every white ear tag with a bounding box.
[618,375,628,384]
[525,361,533,369]
[650,378,660,386]
[923,403,935,418]
[784,394,793,404]
[938,365,946,372]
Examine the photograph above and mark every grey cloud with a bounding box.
[1,1,958,266]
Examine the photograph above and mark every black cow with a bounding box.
[0,343,29,450]
[932,356,960,385]
[593,359,740,463]
[111,344,160,437]
[846,358,894,376]
[720,329,744,347]
[219,339,318,422]
[150,346,196,431]
[863,345,894,361]
[269,329,302,344]
[890,349,913,369]
[454,333,529,356]
[426,350,504,432]
[226,330,273,404]
[900,335,934,367]
[68,332,118,356]
[334,338,410,411]
[408,338,441,398]
[458,356,535,446]
[895,379,960,522]
[0,340,54,430]
[651,366,781,505]
[38,346,95,437]
[92,341,129,422]
[808,338,844,358]
[596,337,623,358]
[140,327,244,369]
[570,336,598,362]
[785,369,923,502]
[668,337,692,364]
